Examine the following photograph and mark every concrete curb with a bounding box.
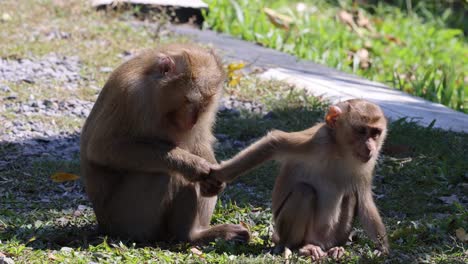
[171,25,468,133]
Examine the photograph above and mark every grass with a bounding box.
[0,0,467,263]
[203,0,468,113]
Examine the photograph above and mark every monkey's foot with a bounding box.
[221,224,251,242]
[327,246,345,259]
[299,244,326,261]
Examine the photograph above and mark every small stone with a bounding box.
[233,140,245,148]
[4,94,17,100]
[215,133,229,141]
[263,111,277,120]
[21,105,31,112]
[0,256,15,264]
[0,84,11,92]
[99,67,113,73]
[1,13,12,22]
[22,78,34,84]
[60,247,72,253]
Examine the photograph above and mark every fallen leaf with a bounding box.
[240,221,251,231]
[357,11,372,29]
[438,194,460,205]
[455,228,468,242]
[51,172,80,183]
[190,247,203,257]
[337,10,363,37]
[338,10,354,26]
[0,251,5,257]
[227,62,245,87]
[48,252,58,261]
[263,8,293,30]
[227,62,245,72]
[284,247,292,264]
[385,35,405,45]
[355,48,370,69]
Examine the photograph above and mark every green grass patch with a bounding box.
[203,0,468,112]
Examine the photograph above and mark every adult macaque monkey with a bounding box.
[209,99,389,259]
[80,44,250,243]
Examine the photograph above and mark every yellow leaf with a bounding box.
[227,62,245,72]
[26,236,36,244]
[455,228,468,242]
[51,172,80,183]
[228,76,240,87]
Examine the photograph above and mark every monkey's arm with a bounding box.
[357,189,389,254]
[86,138,211,181]
[212,130,311,183]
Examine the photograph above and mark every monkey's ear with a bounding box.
[326,105,342,129]
[156,55,176,77]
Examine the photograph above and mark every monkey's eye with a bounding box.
[370,128,382,138]
[354,126,367,135]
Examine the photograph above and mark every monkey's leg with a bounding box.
[334,194,357,245]
[165,180,250,243]
[190,195,250,243]
[94,172,170,242]
[274,183,326,260]
[357,189,389,254]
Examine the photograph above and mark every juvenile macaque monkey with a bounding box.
[209,99,389,259]
[80,44,250,243]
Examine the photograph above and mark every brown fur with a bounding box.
[210,99,389,258]
[80,43,249,243]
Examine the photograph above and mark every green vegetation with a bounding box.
[0,0,467,263]
[204,0,468,112]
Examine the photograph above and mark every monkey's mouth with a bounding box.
[356,152,372,163]
[169,108,199,131]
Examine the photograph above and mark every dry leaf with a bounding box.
[48,252,58,261]
[385,35,405,45]
[263,8,293,30]
[0,251,5,258]
[357,11,371,29]
[337,10,363,37]
[51,172,80,183]
[284,247,292,264]
[240,221,251,231]
[338,10,354,27]
[455,228,468,242]
[190,247,203,256]
[355,48,370,69]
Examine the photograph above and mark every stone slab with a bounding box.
[171,25,468,133]
[91,0,208,8]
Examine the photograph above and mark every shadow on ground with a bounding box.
[1,106,466,257]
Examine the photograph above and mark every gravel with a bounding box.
[0,54,82,88]
[0,53,266,171]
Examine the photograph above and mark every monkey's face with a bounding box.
[147,49,224,132]
[332,100,387,163]
[342,121,385,163]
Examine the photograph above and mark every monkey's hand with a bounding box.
[198,164,224,197]
[208,162,235,183]
[374,236,390,256]
[182,158,212,182]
